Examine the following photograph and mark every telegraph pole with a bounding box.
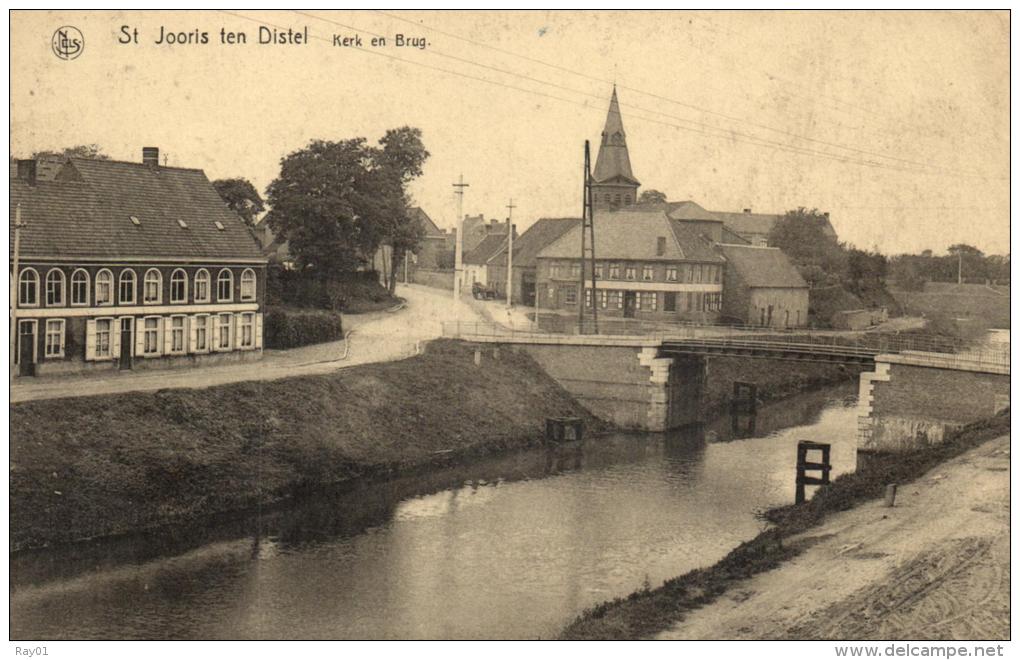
[452,175,470,308]
[506,198,516,308]
[579,141,598,333]
[10,203,24,383]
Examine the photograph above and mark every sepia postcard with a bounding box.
[6,7,1012,655]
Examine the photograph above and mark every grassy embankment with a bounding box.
[889,282,1010,342]
[10,340,602,552]
[560,410,1010,640]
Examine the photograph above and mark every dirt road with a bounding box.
[10,284,479,403]
[658,435,1010,640]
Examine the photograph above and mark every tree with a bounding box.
[768,207,847,286]
[638,189,667,204]
[375,127,430,293]
[212,178,265,228]
[264,128,429,285]
[31,144,108,160]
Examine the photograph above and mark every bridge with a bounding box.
[443,320,1009,440]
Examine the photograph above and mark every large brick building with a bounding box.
[535,210,726,322]
[10,148,267,377]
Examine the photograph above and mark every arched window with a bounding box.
[18,268,39,306]
[119,269,136,304]
[170,269,188,303]
[217,269,233,302]
[240,268,256,301]
[194,269,210,303]
[143,268,162,304]
[95,269,113,305]
[71,269,90,306]
[45,269,65,306]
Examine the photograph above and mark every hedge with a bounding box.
[263,308,344,349]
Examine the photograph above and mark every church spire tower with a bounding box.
[591,86,640,211]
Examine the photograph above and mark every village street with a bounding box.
[9,284,479,403]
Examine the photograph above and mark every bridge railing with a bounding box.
[441,320,1009,366]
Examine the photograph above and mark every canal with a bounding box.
[11,383,859,640]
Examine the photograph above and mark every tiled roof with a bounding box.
[710,209,784,236]
[487,217,580,267]
[10,158,264,262]
[719,225,752,245]
[411,207,444,237]
[463,232,508,265]
[539,210,724,263]
[717,244,807,288]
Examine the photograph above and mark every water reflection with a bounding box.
[11,384,858,640]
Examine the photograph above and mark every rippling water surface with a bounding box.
[11,385,858,640]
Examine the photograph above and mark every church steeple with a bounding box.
[592,86,640,211]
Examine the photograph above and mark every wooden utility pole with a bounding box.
[578,141,597,333]
[452,175,470,313]
[506,198,516,308]
[10,203,24,383]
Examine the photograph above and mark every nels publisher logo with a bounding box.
[52,26,84,60]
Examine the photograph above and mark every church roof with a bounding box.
[592,87,640,186]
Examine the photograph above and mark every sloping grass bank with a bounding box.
[559,410,1010,640]
[10,340,602,552]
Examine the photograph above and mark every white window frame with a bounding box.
[240,268,257,302]
[217,312,233,350]
[95,317,114,359]
[170,269,188,304]
[18,268,39,307]
[625,265,636,281]
[119,269,136,304]
[71,268,90,306]
[666,267,678,282]
[95,269,114,306]
[45,269,65,306]
[194,269,211,303]
[168,315,187,354]
[44,319,65,358]
[193,314,210,353]
[217,269,234,302]
[240,312,255,349]
[142,316,162,356]
[609,263,620,280]
[143,268,162,304]
[642,265,654,282]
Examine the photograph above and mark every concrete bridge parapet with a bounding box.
[858,352,1010,452]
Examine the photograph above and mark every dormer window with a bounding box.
[129,215,141,226]
[177,219,188,229]
[656,236,666,256]
[214,221,225,231]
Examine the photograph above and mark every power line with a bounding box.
[219,11,1003,181]
[371,9,992,178]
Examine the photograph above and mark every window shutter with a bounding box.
[234,313,243,349]
[255,313,263,349]
[212,317,220,351]
[111,318,122,358]
[85,319,97,361]
[163,318,172,355]
[135,322,146,356]
[189,316,198,353]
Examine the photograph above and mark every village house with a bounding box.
[461,226,511,291]
[716,244,809,328]
[487,217,580,306]
[9,148,267,377]
[371,206,446,284]
[535,210,726,322]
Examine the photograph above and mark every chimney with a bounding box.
[142,146,160,168]
[743,208,752,214]
[16,160,37,186]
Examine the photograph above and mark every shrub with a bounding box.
[266,268,395,312]
[263,308,343,349]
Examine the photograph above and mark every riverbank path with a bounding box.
[657,434,1010,640]
[10,284,480,403]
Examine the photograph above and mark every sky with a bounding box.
[10,10,1010,256]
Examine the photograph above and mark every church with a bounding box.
[531,88,810,328]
